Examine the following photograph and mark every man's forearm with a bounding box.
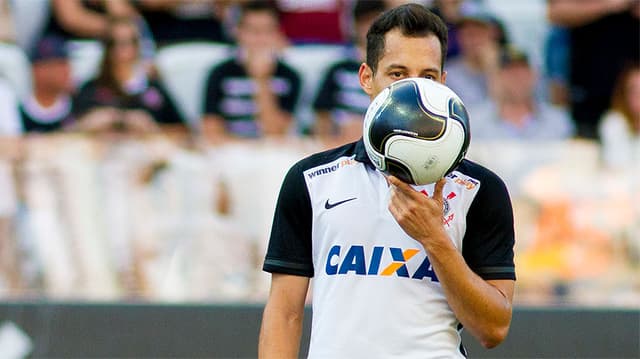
[258,302,304,359]
[422,238,513,349]
[386,176,514,348]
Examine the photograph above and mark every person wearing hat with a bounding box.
[443,5,506,108]
[469,47,575,141]
[18,35,77,133]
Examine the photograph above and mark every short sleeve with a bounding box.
[153,81,185,124]
[202,64,225,116]
[312,65,338,111]
[277,63,302,114]
[263,161,314,277]
[462,170,516,280]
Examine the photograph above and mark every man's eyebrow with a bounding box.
[421,68,442,76]
[384,64,440,74]
[384,64,409,71]
[421,67,441,74]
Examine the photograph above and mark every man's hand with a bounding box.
[75,107,121,132]
[387,176,449,248]
[123,109,160,134]
[388,175,514,348]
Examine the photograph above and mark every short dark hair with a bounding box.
[366,3,448,73]
[238,1,280,24]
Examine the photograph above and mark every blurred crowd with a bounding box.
[0,0,638,305]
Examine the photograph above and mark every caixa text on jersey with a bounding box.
[325,245,439,282]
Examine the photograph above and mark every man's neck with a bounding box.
[114,65,134,85]
[499,99,534,127]
[33,88,62,108]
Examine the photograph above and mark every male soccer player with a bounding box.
[259,4,515,358]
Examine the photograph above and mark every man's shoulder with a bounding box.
[275,59,302,81]
[292,141,360,173]
[453,158,507,190]
[326,58,361,73]
[207,57,242,77]
[76,78,100,93]
[319,59,360,86]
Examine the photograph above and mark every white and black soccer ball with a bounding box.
[363,77,470,185]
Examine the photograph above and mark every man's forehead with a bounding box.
[383,30,441,50]
[379,31,443,66]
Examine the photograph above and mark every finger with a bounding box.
[387,190,406,221]
[388,181,414,216]
[387,176,418,197]
[433,178,446,203]
[388,182,408,204]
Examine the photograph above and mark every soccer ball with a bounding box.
[363,77,470,185]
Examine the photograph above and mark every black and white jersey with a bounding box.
[264,139,515,358]
[202,56,301,138]
[19,95,76,133]
[312,58,370,124]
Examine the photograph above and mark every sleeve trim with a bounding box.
[263,258,314,277]
[473,266,516,280]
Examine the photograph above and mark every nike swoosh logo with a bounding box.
[325,197,357,209]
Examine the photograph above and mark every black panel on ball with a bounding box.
[445,97,471,175]
[385,158,415,184]
[449,97,470,139]
[368,81,447,153]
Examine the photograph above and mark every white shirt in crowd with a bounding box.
[598,110,640,169]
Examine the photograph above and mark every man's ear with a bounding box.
[441,70,447,85]
[359,63,374,96]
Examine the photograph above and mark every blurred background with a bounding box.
[0,0,638,357]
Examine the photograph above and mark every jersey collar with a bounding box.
[354,138,375,169]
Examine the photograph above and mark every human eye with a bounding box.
[389,71,405,79]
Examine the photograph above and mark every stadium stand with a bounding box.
[0,42,32,99]
[155,42,231,126]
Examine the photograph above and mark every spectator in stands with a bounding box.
[18,35,77,133]
[134,0,230,47]
[73,16,185,134]
[429,0,475,60]
[311,0,386,146]
[598,62,640,168]
[469,47,574,141]
[548,0,640,139]
[201,1,301,140]
[443,4,507,108]
[276,0,350,45]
